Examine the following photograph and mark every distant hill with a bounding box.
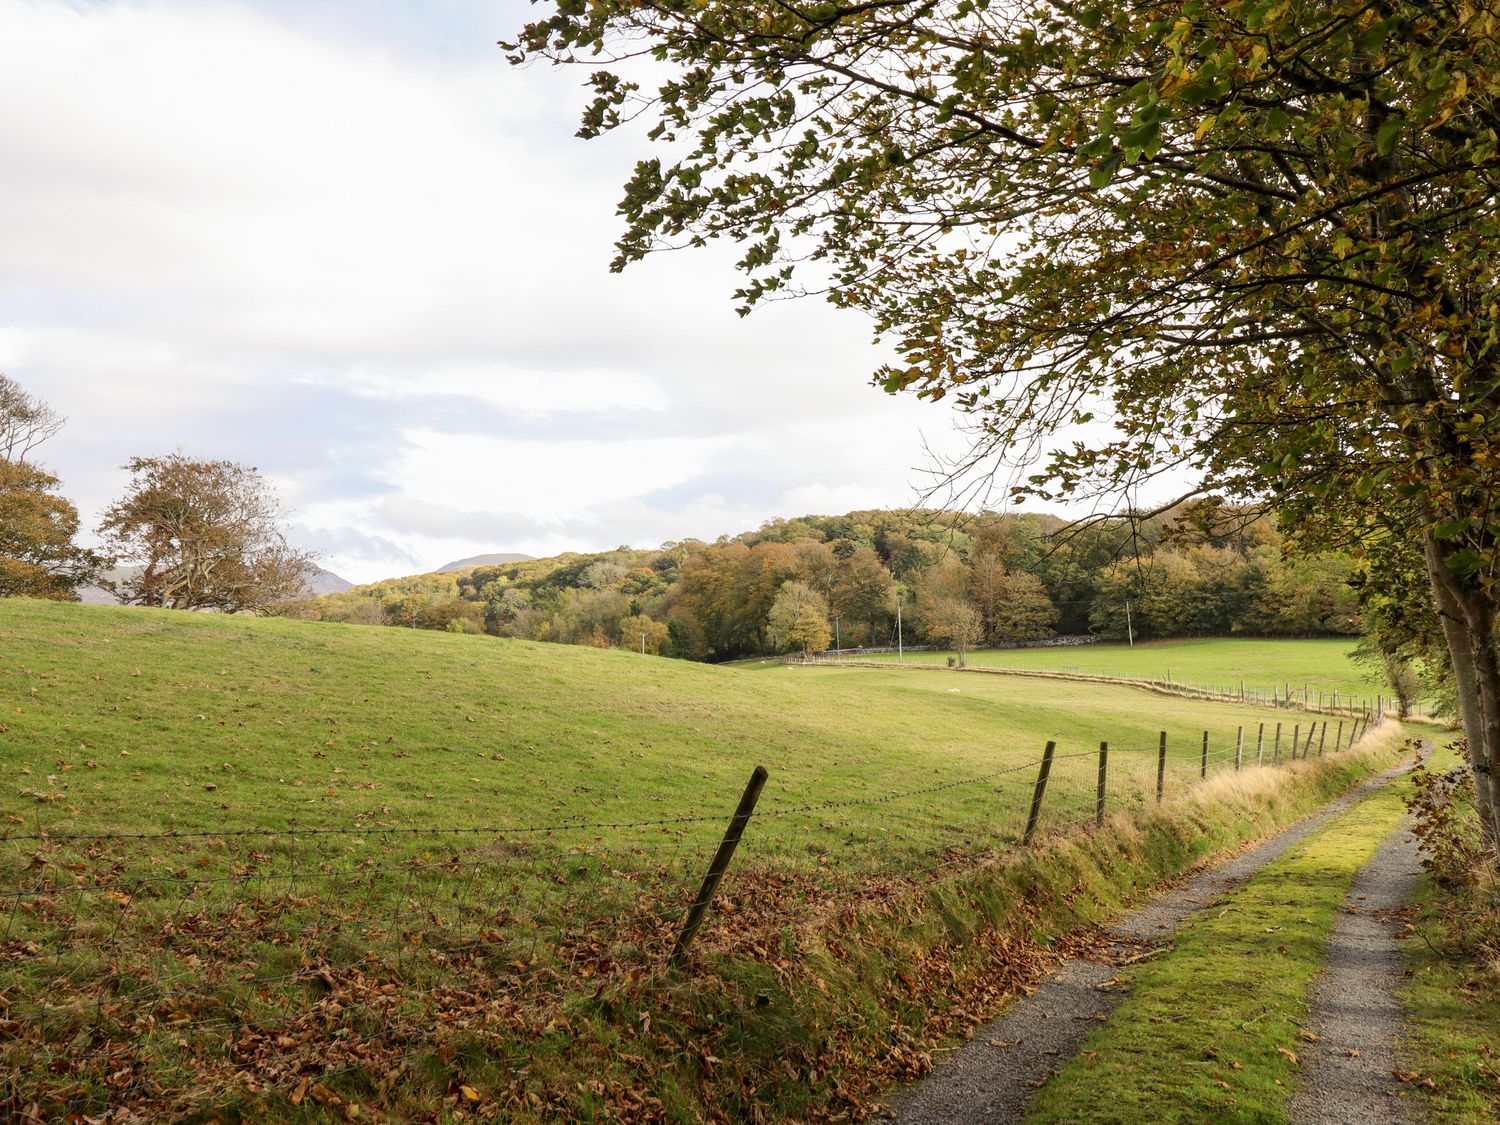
[75,567,136,606]
[436,552,534,573]
[303,566,354,595]
[75,563,354,604]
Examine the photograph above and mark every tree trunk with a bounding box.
[1423,530,1500,858]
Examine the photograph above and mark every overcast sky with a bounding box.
[1,0,1055,583]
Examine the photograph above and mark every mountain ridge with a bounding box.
[435,552,535,573]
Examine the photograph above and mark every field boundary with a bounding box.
[795,654,1433,721]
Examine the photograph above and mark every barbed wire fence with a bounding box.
[1,713,1382,1120]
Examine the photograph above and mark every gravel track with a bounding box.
[884,759,1416,1124]
[1289,815,1422,1124]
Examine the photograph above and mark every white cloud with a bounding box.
[0,0,1001,584]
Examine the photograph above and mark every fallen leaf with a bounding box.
[1278,1048,1300,1066]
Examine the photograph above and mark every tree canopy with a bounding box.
[98,455,315,614]
[509,0,1500,857]
[0,460,105,600]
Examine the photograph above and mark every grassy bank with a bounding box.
[1025,728,1425,1123]
[1400,759,1500,1123]
[0,600,1394,1120]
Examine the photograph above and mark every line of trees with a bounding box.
[290,503,1361,661]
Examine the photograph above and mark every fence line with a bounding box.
[797,654,1437,721]
[1,713,1385,1120]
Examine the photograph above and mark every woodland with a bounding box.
[289,504,1361,661]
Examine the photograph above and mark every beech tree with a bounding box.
[511,1,1500,857]
[989,570,1060,642]
[98,455,315,613]
[767,579,831,653]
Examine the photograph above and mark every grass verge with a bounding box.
[1024,729,1427,1124]
[1399,756,1500,1123]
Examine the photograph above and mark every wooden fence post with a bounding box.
[1303,723,1318,757]
[1291,723,1300,761]
[1023,741,1057,846]
[1255,723,1265,767]
[1235,726,1244,771]
[1156,731,1167,804]
[670,765,768,969]
[1273,722,1282,765]
[1095,741,1109,827]
[1201,730,1209,779]
[1316,722,1328,756]
[1336,720,1345,750]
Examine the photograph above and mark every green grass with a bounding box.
[1401,879,1500,1123]
[1026,737,1431,1124]
[1398,763,1500,1124]
[0,599,1390,1121]
[843,637,1381,702]
[1,601,1339,853]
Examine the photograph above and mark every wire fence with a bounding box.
[0,714,1379,1120]
[800,654,1438,720]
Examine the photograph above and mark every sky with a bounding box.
[1,0,1078,583]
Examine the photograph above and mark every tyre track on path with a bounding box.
[883,756,1417,1124]
[1289,800,1424,1123]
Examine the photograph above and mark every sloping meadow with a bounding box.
[0,600,1398,1120]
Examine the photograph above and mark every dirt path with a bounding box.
[883,760,1416,1124]
[1288,816,1422,1124]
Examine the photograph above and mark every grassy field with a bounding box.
[1,602,1330,848]
[838,636,1383,701]
[0,599,1383,1121]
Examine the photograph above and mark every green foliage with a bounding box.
[788,603,832,654]
[509,0,1500,572]
[618,612,669,654]
[766,579,829,653]
[304,506,1360,662]
[1401,761,1500,1122]
[511,0,1500,852]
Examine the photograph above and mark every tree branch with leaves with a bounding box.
[511,0,1500,859]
